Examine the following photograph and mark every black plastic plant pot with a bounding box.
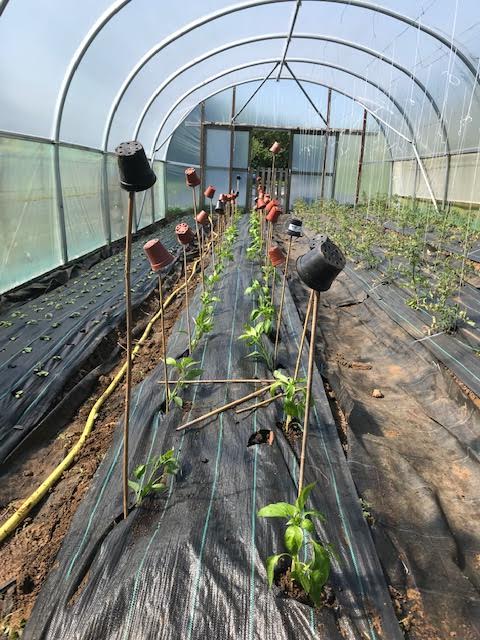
[296,234,345,291]
[115,141,156,192]
[215,199,225,214]
[287,218,303,238]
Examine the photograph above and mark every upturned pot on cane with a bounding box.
[265,199,278,214]
[269,246,286,267]
[175,222,194,245]
[185,167,201,188]
[143,239,175,271]
[296,235,345,291]
[215,199,225,214]
[270,141,282,154]
[204,185,216,199]
[266,206,281,223]
[196,210,209,225]
[116,141,156,192]
[287,217,303,238]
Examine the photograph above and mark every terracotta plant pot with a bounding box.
[143,239,175,271]
[219,193,228,202]
[256,197,266,210]
[264,195,271,206]
[175,222,194,245]
[115,141,156,192]
[269,246,286,267]
[185,167,201,188]
[270,141,282,154]
[266,206,281,223]
[215,199,225,214]
[204,185,216,199]
[296,234,345,291]
[265,199,278,214]
[287,217,303,238]
[196,210,209,225]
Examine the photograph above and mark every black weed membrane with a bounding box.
[0,218,181,466]
[24,218,402,640]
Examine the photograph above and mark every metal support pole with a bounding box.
[122,191,135,519]
[355,109,368,205]
[229,87,236,194]
[298,289,319,496]
[320,88,332,199]
[101,153,112,248]
[285,63,328,126]
[53,144,68,264]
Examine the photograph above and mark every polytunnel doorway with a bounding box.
[200,122,341,213]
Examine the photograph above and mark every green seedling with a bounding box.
[258,483,335,607]
[129,448,179,506]
[0,321,13,328]
[22,347,33,353]
[165,356,203,408]
[270,370,307,428]
[238,322,274,371]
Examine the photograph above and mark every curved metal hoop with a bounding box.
[50,0,479,144]
[128,32,448,156]
[148,57,417,161]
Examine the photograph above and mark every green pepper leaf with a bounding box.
[265,554,284,587]
[285,525,303,555]
[134,464,146,479]
[258,502,296,518]
[295,482,316,512]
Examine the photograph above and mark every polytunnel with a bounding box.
[1,1,480,639]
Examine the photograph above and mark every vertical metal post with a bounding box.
[53,143,68,264]
[320,88,332,199]
[413,158,419,208]
[331,132,340,200]
[355,109,368,205]
[150,185,155,224]
[163,160,168,218]
[228,88,236,194]
[101,152,112,248]
[285,130,294,212]
[199,101,206,210]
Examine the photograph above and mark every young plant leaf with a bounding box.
[295,482,316,512]
[258,502,296,518]
[265,554,284,587]
[284,525,303,555]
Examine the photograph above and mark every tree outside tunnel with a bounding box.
[250,128,290,169]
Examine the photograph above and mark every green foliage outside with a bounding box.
[250,129,290,169]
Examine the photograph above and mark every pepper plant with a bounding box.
[129,448,179,506]
[270,370,306,429]
[165,356,203,408]
[258,482,335,606]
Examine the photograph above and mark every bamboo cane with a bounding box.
[273,236,293,363]
[122,191,135,519]
[176,383,273,431]
[192,188,205,292]
[298,290,319,495]
[158,274,169,412]
[182,245,192,353]
[235,392,285,414]
[294,290,314,380]
[158,378,274,385]
[209,198,215,267]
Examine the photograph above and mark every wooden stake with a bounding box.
[158,273,170,412]
[182,245,192,353]
[192,188,205,292]
[271,266,276,306]
[176,383,273,431]
[122,191,135,519]
[298,290,319,495]
[158,378,274,385]
[235,392,285,414]
[273,236,293,363]
[294,290,314,380]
